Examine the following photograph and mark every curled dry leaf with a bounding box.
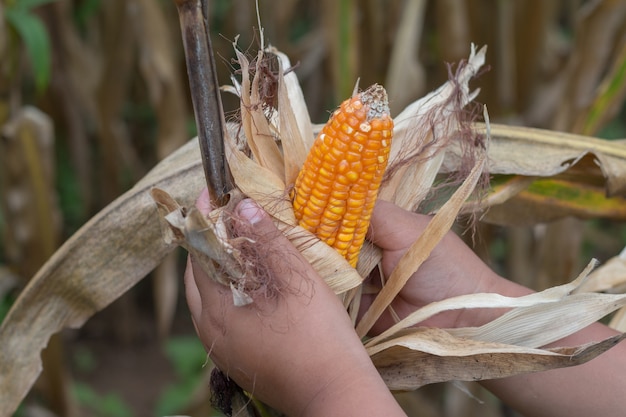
[151,188,254,306]
[447,123,626,226]
[371,328,626,390]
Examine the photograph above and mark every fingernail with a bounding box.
[237,198,265,225]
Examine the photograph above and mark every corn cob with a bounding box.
[292,84,393,267]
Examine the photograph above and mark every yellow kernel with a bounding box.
[309,194,326,208]
[303,204,323,217]
[337,232,353,242]
[338,132,351,143]
[319,166,332,179]
[359,122,371,133]
[329,204,346,216]
[342,124,354,135]
[337,159,349,174]
[367,138,382,148]
[323,210,343,221]
[351,190,367,200]
[341,222,356,235]
[322,161,335,173]
[370,119,384,130]
[350,142,364,153]
[350,161,363,173]
[295,194,308,207]
[334,240,350,250]
[311,187,328,201]
[336,175,350,185]
[346,171,359,182]
[353,132,367,144]
[345,151,361,162]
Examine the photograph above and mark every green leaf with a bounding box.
[5,9,52,92]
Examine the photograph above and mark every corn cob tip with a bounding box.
[361,84,389,121]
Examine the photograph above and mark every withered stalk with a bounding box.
[174,0,233,206]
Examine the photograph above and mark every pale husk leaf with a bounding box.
[379,44,486,211]
[575,246,626,294]
[609,308,626,332]
[277,61,309,186]
[448,292,626,348]
[234,48,284,180]
[272,47,314,156]
[365,260,593,348]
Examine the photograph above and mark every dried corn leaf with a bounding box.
[367,260,626,389]
[449,123,626,225]
[234,47,284,179]
[276,56,309,186]
[482,176,626,226]
[370,328,626,390]
[366,261,593,348]
[609,308,626,332]
[377,259,626,351]
[272,47,314,152]
[448,291,626,348]
[0,138,205,416]
[448,123,626,197]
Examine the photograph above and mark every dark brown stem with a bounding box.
[174,0,233,206]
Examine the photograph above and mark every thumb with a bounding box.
[236,198,269,226]
[234,198,279,238]
[234,198,287,253]
[234,198,319,290]
[368,200,430,251]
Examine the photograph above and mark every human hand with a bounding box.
[361,200,531,334]
[184,193,406,416]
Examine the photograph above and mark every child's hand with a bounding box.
[362,200,531,333]
[184,194,406,416]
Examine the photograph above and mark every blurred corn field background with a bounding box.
[1,0,625,416]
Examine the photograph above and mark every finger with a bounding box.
[368,200,430,250]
